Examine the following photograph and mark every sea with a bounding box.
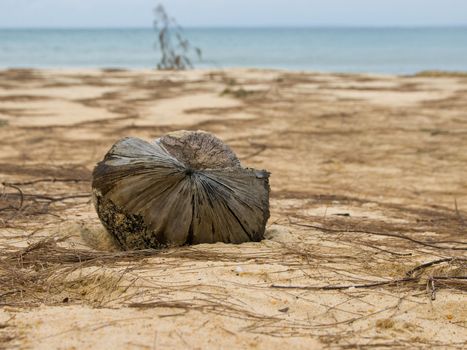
[0,27,466,74]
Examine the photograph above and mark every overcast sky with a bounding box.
[1,0,467,28]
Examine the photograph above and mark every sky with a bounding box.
[1,0,467,28]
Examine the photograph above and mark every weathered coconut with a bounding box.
[92,130,270,250]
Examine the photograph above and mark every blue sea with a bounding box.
[0,27,466,73]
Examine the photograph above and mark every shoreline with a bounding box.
[1,66,467,77]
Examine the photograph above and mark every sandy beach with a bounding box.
[0,68,466,349]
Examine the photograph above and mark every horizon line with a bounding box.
[1,24,467,30]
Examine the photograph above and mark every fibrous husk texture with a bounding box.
[92,130,270,250]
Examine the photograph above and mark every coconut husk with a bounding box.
[92,130,270,250]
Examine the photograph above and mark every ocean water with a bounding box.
[0,27,466,73]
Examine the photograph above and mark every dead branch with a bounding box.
[0,183,23,211]
[288,217,467,251]
[405,257,466,277]
[270,277,417,291]
[2,178,89,186]
[3,192,89,203]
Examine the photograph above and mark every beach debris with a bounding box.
[235,266,244,274]
[92,130,270,250]
[153,4,202,70]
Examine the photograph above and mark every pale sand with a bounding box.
[0,68,466,349]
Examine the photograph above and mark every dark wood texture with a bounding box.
[92,131,270,250]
